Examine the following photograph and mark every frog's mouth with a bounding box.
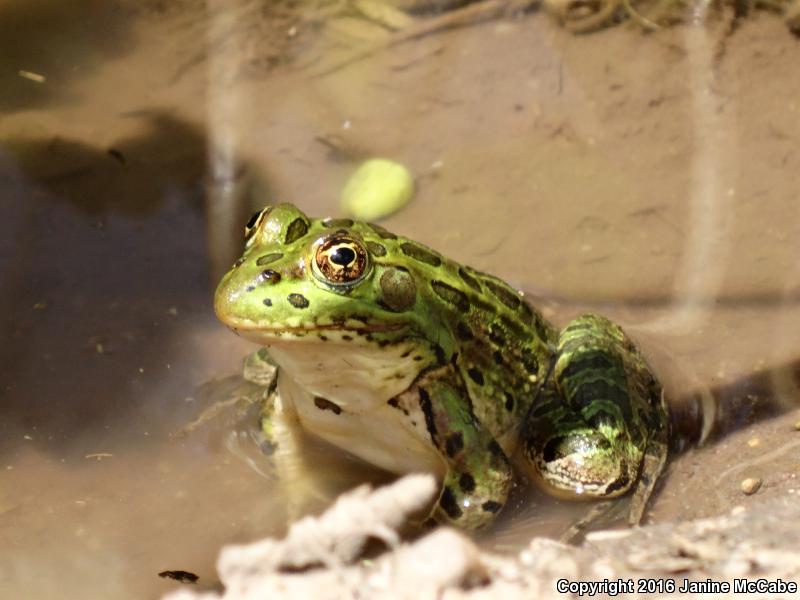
[220,316,406,343]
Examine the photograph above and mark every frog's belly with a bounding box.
[278,374,444,477]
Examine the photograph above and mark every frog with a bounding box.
[214,203,669,530]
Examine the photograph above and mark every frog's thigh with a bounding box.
[417,366,514,529]
[523,314,667,523]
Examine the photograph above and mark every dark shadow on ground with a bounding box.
[0,112,212,456]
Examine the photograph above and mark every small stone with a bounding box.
[740,477,762,495]
[746,437,760,448]
[793,420,800,431]
[341,158,414,221]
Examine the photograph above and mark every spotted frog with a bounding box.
[214,204,669,529]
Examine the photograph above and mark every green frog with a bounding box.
[214,203,669,529]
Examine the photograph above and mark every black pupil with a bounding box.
[246,210,262,230]
[330,246,356,266]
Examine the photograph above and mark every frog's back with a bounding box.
[347,219,558,442]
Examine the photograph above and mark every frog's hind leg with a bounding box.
[522,314,669,525]
[414,365,515,530]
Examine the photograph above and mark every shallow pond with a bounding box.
[2,1,800,598]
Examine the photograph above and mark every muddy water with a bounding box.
[2,1,800,598]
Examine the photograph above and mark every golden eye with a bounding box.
[313,235,370,287]
[244,209,264,242]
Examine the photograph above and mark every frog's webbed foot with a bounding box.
[415,365,514,530]
[559,499,621,544]
[523,314,669,525]
[173,349,277,438]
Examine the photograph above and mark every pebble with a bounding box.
[740,477,762,495]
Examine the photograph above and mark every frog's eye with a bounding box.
[312,235,370,287]
[244,209,266,242]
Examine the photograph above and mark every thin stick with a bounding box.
[310,0,536,78]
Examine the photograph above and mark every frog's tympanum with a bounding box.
[214,204,669,529]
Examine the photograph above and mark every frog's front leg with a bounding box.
[523,314,668,524]
[415,365,514,529]
[243,351,333,520]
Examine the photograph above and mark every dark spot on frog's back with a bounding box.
[379,267,416,312]
[457,267,482,292]
[482,500,502,513]
[419,387,439,441]
[284,217,309,244]
[484,279,521,310]
[401,242,442,267]
[445,432,464,457]
[467,367,484,386]
[439,486,463,519]
[313,396,342,415]
[504,391,514,411]
[521,348,539,375]
[256,253,282,266]
[263,298,272,307]
[500,315,526,339]
[488,324,505,345]
[519,299,534,320]
[287,293,309,309]
[260,269,281,285]
[459,473,476,493]
[322,217,354,228]
[456,322,474,341]
[488,440,504,459]
[366,241,387,257]
[430,280,469,313]
[367,222,397,240]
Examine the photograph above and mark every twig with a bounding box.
[309,0,537,78]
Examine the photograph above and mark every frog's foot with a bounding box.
[559,499,619,544]
[627,389,669,525]
[523,314,669,525]
[174,349,278,439]
[415,366,514,530]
